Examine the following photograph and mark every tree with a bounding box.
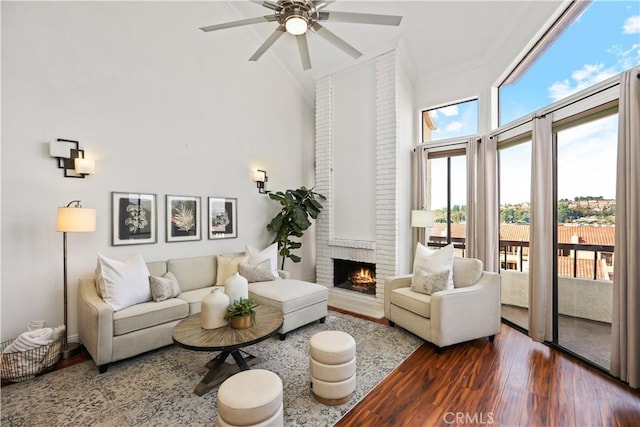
[266,187,325,270]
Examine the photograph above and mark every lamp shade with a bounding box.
[411,210,434,228]
[57,206,96,232]
[74,157,95,175]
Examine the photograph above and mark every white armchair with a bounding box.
[384,256,501,350]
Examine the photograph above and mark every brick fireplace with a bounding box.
[313,50,412,318]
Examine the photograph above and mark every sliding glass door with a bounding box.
[499,140,532,330]
[554,113,617,369]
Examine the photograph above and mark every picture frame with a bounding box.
[111,192,157,246]
[208,197,237,240]
[166,195,201,242]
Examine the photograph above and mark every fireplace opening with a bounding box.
[333,259,376,295]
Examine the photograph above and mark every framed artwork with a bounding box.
[111,192,157,246]
[208,197,237,240]
[166,195,201,242]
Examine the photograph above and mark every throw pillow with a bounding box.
[239,259,275,283]
[246,243,279,279]
[411,268,451,295]
[412,243,455,290]
[149,271,181,302]
[215,254,249,286]
[95,253,151,311]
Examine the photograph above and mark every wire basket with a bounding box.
[0,336,63,383]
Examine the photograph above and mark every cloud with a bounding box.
[609,43,640,70]
[623,15,640,34]
[548,63,617,101]
[445,121,464,132]
[436,105,459,117]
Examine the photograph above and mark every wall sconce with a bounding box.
[254,169,269,194]
[50,138,95,178]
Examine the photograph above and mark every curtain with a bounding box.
[466,138,478,259]
[611,67,640,388]
[528,115,554,342]
[466,136,499,272]
[412,147,429,251]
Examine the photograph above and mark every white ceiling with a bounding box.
[209,1,565,97]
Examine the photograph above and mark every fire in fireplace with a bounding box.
[333,259,377,295]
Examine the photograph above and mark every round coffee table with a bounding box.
[172,304,283,396]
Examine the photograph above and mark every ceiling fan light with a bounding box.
[285,15,308,35]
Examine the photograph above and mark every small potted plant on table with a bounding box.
[224,298,257,329]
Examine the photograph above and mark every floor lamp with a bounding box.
[411,209,434,245]
[57,200,96,359]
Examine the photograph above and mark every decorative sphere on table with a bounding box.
[225,272,248,303]
[201,288,229,329]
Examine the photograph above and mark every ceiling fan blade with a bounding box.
[199,15,278,32]
[311,22,362,59]
[296,34,312,70]
[251,1,281,11]
[318,11,402,26]
[249,25,286,62]
[312,1,333,11]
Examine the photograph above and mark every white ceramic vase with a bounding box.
[200,288,229,329]
[225,272,248,303]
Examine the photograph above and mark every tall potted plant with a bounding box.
[266,186,325,270]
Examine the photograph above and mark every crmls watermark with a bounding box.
[443,412,495,425]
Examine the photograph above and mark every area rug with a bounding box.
[1,311,421,426]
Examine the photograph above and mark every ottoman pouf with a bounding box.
[309,330,356,405]
[217,369,283,427]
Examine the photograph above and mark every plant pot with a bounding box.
[230,314,253,329]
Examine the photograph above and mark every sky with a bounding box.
[426,0,639,209]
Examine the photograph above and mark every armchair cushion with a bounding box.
[412,243,454,290]
[452,257,483,288]
[411,269,450,295]
[390,287,431,317]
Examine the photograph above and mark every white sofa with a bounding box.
[78,254,328,372]
[384,256,501,350]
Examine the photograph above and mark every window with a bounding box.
[422,99,478,143]
[499,0,639,125]
[426,152,467,257]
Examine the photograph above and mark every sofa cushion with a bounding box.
[146,261,168,278]
[452,257,483,288]
[413,243,454,290]
[390,287,431,318]
[167,255,216,292]
[96,253,152,311]
[149,272,181,302]
[215,254,249,286]
[113,298,188,336]
[248,280,327,314]
[177,286,220,314]
[239,259,274,283]
[246,243,279,280]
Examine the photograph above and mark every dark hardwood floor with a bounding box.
[4,309,640,427]
[337,322,640,427]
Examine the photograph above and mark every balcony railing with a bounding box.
[427,237,613,281]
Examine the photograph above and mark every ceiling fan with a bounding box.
[199,0,402,70]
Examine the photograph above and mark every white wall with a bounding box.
[1,2,315,341]
[332,62,377,241]
[397,53,415,275]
